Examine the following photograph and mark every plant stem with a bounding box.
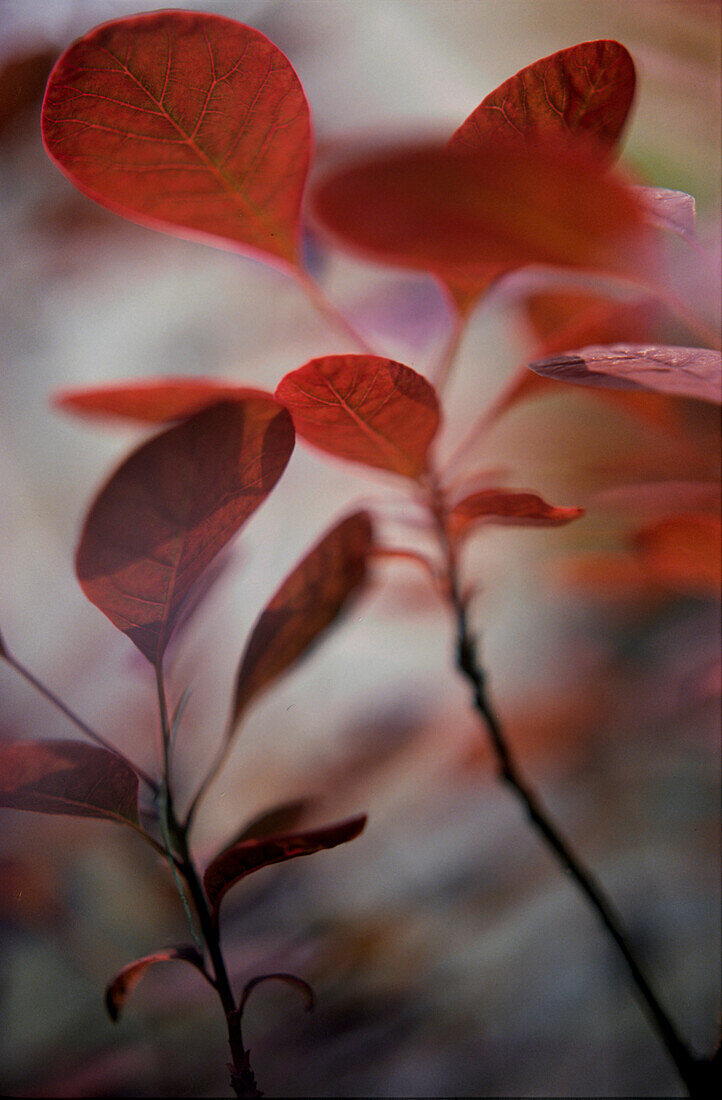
[295,268,377,354]
[3,650,158,795]
[155,663,260,1098]
[427,479,708,1097]
[430,308,466,393]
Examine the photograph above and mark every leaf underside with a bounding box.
[105,946,205,1021]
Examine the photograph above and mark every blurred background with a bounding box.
[1,1,720,1095]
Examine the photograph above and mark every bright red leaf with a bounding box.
[0,739,139,824]
[203,815,367,923]
[276,356,440,478]
[312,139,652,284]
[529,344,722,404]
[76,398,294,665]
[449,490,584,539]
[53,379,271,424]
[105,946,206,1021]
[42,11,312,269]
[449,40,635,155]
[232,512,373,726]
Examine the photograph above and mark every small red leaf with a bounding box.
[0,739,139,825]
[42,11,312,268]
[232,512,373,725]
[76,398,294,665]
[53,379,272,424]
[529,344,722,404]
[450,40,635,155]
[449,490,584,539]
[203,815,367,923]
[239,972,315,1018]
[276,356,440,478]
[105,946,206,1022]
[312,139,652,283]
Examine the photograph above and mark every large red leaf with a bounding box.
[276,356,440,478]
[448,490,584,539]
[0,739,139,824]
[450,40,635,155]
[232,512,373,725]
[53,379,271,424]
[203,815,366,924]
[42,11,312,269]
[76,398,294,665]
[529,344,722,404]
[312,139,652,284]
[105,946,206,1021]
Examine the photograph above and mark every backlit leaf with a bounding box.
[105,946,206,1022]
[203,815,366,923]
[54,379,271,424]
[633,514,721,597]
[76,398,294,665]
[529,344,722,404]
[450,40,635,154]
[312,140,652,284]
[42,11,312,268]
[232,512,373,725]
[449,490,584,538]
[0,739,139,824]
[239,972,315,1018]
[276,356,440,477]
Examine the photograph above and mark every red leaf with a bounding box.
[203,815,367,922]
[529,344,722,404]
[0,739,139,824]
[42,11,312,269]
[76,398,294,665]
[450,40,635,155]
[232,512,373,725]
[633,514,722,597]
[105,946,206,1022]
[53,379,272,424]
[276,356,440,478]
[312,139,652,284]
[239,972,315,1018]
[449,490,584,539]
[230,799,312,846]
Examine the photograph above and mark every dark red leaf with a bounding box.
[0,739,139,825]
[0,49,56,140]
[276,356,440,478]
[53,379,272,424]
[203,814,367,923]
[633,514,722,597]
[105,946,206,1021]
[232,512,373,725]
[76,398,294,665]
[239,972,315,1018]
[230,799,312,845]
[449,40,635,155]
[42,11,312,269]
[529,344,722,404]
[312,139,652,284]
[449,490,584,539]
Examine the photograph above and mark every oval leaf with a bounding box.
[0,739,139,824]
[42,11,312,268]
[232,512,373,725]
[105,946,205,1022]
[203,814,367,923]
[276,356,440,478]
[54,379,271,424]
[529,344,722,404]
[312,139,652,282]
[450,40,635,154]
[76,398,295,665]
[449,490,584,538]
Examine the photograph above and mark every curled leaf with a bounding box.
[312,139,652,283]
[276,356,440,477]
[203,815,367,924]
[105,945,206,1022]
[449,490,584,539]
[53,379,271,424]
[634,186,696,241]
[42,11,312,268]
[0,739,139,825]
[529,344,722,404]
[76,398,294,665]
[238,972,315,1018]
[232,512,373,725]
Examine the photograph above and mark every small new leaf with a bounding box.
[449,490,584,539]
[0,739,139,825]
[105,945,206,1022]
